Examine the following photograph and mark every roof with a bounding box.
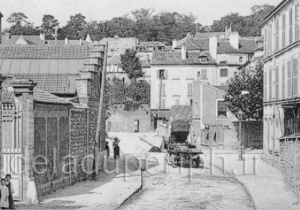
[0,45,91,59]
[214,86,229,92]
[195,32,225,39]
[1,80,72,105]
[217,39,257,54]
[99,37,138,56]
[107,53,150,67]
[262,0,290,25]
[1,35,46,46]
[168,105,192,122]
[47,39,91,46]
[138,41,166,47]
[152,51,216,65]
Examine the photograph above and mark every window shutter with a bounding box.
[264,71,267,101]
[296,3,299,40]
[282,63,286,99]
[188,83,192,96]
[293,58,298,96]
[264,28,268,57]
[269,68,272,100]
[289,8,293,44]
[276,18,279,51]
[287,61,292,97]
[282,14,286,48]
[164,70,168,79]
[276,66,279,100]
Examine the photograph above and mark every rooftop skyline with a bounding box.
[1,0,282,30]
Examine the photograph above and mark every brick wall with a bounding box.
[107,104,150,132]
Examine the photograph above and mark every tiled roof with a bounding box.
[0,45,91,59]
[47,39,92,46]
[1,80,72,104]
[138,41,166,47]
[217,39,257,54]
[214,86,229,92]
[195,32,225,39]
[99,37,138,56]
[152,51,216,65]
[1,35,46,46]
[107,54,121,65]
[168,105,192,122]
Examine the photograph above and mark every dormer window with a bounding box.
[199,53,208,63]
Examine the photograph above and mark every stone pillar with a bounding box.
[10,80,37,202]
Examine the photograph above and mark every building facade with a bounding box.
[262,0,300,159]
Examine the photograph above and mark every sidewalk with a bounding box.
[202,152,300,210]
[16,156,142,210]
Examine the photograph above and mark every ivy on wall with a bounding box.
[106,77,150,112]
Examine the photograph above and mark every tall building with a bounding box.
[262,0,300,159]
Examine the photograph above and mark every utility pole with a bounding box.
[158,71,164,126]
[93,42,108,180]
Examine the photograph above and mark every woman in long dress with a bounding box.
[5,174,15,209]
[0,178,9,209]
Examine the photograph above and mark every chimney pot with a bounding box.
[65,38,69,45]
[79,38,82,45]
[172,39,177,50]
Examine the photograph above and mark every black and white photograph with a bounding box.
[0,0,299,209]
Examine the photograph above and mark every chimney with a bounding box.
[79,38,82,45]
[85,34,92,43]
[0,12,3,44]
[5,33,11,40]
[65,38,69,45]
[40,32,45,41]
[229,32,239,50]
[209,36,217,60]
[146,54,150,64]
[172,39,177,50]
[114,34,119,39]
[181,44,186,61]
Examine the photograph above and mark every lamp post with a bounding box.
[158,70,165,126]
[237,110,245,161]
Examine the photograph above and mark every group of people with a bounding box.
[0,174,15,209]
[105,137,120,160]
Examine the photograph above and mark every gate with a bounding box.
[1,104,23,201]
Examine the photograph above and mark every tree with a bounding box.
[61,13,87,39]
[7,12,28,26]
[120,49,144,84]
[40,15,59,39]
[224,58,263,121]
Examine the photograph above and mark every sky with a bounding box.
[0,0,283,29]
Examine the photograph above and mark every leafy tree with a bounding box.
[7,12,28,26]
[7,22,39,35]
[61,13,87,39]
[40,15,59,39]
[120,49,144,84]
[224,58,263,121]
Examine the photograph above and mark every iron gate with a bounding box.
[1,104,23,201]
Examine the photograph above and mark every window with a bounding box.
[282,14,286,48]
[287,61,292,97]
[296,3,299,40]
[188,83,193,96]
[202,69,207,79]
[239,57,243,63]
[289,8,293,44]
[282,63,286,99]
[264,71,267,101]
[190,99,193,106]
[175,99,179,105]
[161,84,166,96]
[161,99,166,109]
[264,27,268,57]
[200,56,208,63]
[269,67,272,100]
[275,66,279,100]
[268,24,273,55]
[217,101,227,118]
[159,69,165,79]
[293,58,298,96]
[220,69,228,77]
[275,17,279,51]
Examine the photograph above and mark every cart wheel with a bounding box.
[194,157,200,168]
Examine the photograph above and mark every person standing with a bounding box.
[5,174,15,209]
[0,178,9,209]
[114,141,120,160]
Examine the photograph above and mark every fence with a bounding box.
[279,138,300,201]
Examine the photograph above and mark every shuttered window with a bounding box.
[188,83,193,96]
[202,69,207,79]
[287,61,292,97]
[289,8,293,44]
[282,14,286,48]
[296,3,299,40]
[175,99,179,105]
[264,71,267,101]
[275,66,279,100]
[269,24,273,55]
[264,28,268,57]
[269,67,272,100]
[275,18,280,51]
[293,58,298,96]
[282,63,286,99]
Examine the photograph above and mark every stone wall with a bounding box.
[33,103,71,196]
[107,104,151,132]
